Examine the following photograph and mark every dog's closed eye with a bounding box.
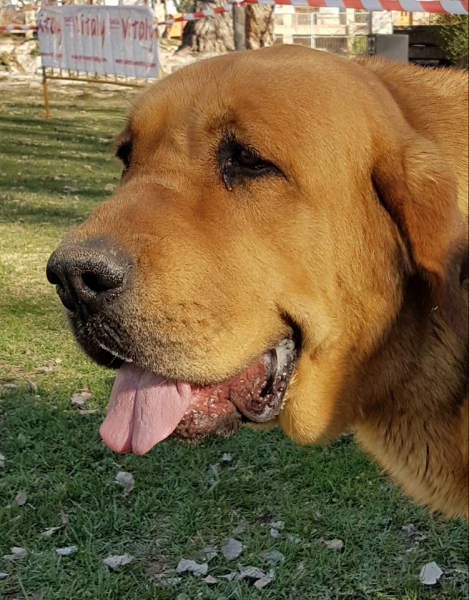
[218,136,281,191]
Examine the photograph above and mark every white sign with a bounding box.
[38,5,159,79]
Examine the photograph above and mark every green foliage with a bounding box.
[437,15,468,66]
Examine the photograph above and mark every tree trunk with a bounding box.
[245,4,274,50]
[180,0,234,53]
[179,3,274,53]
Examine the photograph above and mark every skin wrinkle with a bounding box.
[49,46,468,518]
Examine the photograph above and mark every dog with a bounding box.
[46,45,468,519]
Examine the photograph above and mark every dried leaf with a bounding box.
[3,547,27,561]
[37,365,53,374]
[220,453,232,463]
[4,383,17,390]
[71,391,93,407]
[232,521,247,536]
[176,559,208,576]
[115,471,134,494]
[15,491,28,506]
[84,165,92,171]
[287,534,301,544]
[60,512,69,525]
[0,572,8,580]
[401,523,426,541]
[270,528,280,539]
[40,527,61,538]
[239,566,266,580]
[259,549,285,565]
[103,554,134,570]
[27,381,38,393]
[270,521,285,530]
[254,575,273,589]
[203,575,219,584]
[0,453,5,468]
[56,546,77,556]
[321,538,344,551]
[194,546,218,562]
[221,538,244,561]
[104,183,116,192]
[420,562,444,585]
[220,572,239,581]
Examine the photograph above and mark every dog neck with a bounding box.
[354,276,468,518]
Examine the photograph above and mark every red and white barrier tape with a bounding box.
[243,0,467,14]
[0,0,467,30]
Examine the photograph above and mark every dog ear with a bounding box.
[372,135,468,330]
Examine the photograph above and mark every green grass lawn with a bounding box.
[0,78,467,600]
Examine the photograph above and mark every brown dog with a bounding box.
[47,46,468,519]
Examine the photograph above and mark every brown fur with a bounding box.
[64,46,468,518]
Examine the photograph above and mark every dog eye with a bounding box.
[231,147,271,172]
[115,140,132,173]
[219,140,278,190]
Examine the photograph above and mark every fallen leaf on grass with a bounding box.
[270,528,281,539]
[70,391,93,407]
[3,547,27,561]
[232,521,247,535]
[36,365,53,374]
[115,471,134,494]
[203,575,219,584]
[3,383,17,390]
[176,559,208,576]
[15,491,27,506]
[239,566,275,588]
[0,453,5,468]
[420,562,443,585]
[56,546,77,556]
[239,566,265,580]
[27,381,38,393]
[259,549,285,565]
[40,527,62,538]
[194,546,218,562]
[221,538,244,561]
[401,523,427,541]
[0,573,9,580]
[103,554,134,570]
[219,572,238,581]
[84,165,92,171]
[104,183,116,192]
[287,534,301,544]
[220,453,232,464]
[321,538,344,551]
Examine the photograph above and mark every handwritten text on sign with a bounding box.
[38,6,159,79]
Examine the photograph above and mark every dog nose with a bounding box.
[46,240,130,312]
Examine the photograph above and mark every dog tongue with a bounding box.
[99,363,192,455]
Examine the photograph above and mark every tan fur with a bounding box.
[66,46,468,518]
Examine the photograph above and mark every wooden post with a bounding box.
[42,67,50,119]
[232,3,246,51]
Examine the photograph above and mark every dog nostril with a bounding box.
[82,271,113,294]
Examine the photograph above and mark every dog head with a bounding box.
[47,46,467,454]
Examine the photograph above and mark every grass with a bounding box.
[0,77,468,600]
